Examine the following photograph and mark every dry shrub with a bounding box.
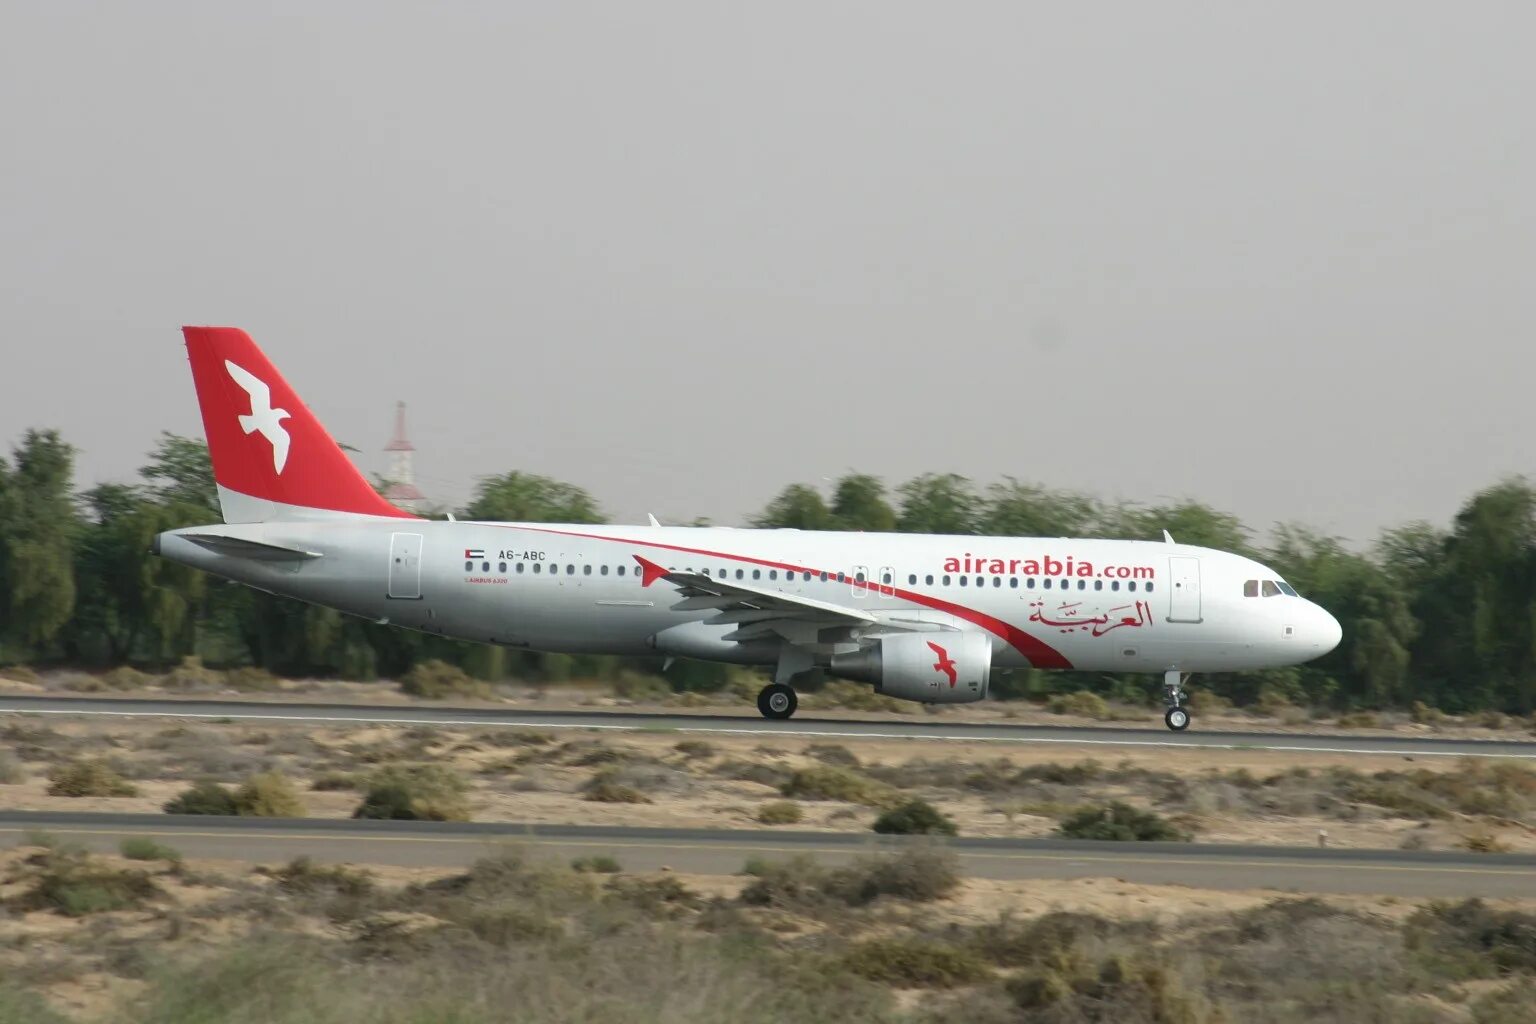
[0,665,40,685]
[756,800,803,825]
[804,680,911,714]
[779,765,901,809]
[0,752,27,785]
[1057,802,1189,842]
[234,771,306,817]
[353,764,472,821]
[101,665,157,690]
[1335,711,1381,729]
[164,780,239,815]
[824,846,960,905]
[610,671,672,701]
[672,739,716,759]
[46,759,138,798]
[1405,899,1536,978]
[842,937,991,987]
[1047,690,1111,720]
[871,799,958,836]
[269,856,375,898]
[582,767,652,804]
[13,848,160,917]
[225,666,281,692]
[805,743,860,767]
[399,660,491,700]
[1458,828,1513,854]
[120,838,182,863]
[164,655,225,691]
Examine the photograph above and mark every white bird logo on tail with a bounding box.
[224,360,291,474]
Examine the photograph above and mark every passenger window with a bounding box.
[882,573,892,585]
[736,569,745,580]
[1111,580,1119,591]
[1262,580,1281,597]
[855,571,866,582]
[583,565,592,576]
[464,560,473,572]
[1009,577,1018,589]
[959,576,968,587]
[1146,582,1154,592]
[533,563,542,574]
[566,564,575,575]
[804,572,812,582]
[908,574,917,585]
[820,572,829,582]
[482,562,490,572]
[1043,579,1052,589]
[1027,578,1036,589]
[1094,580,1103,591]
[516,562,525,573]
[769,570,778,580]
[753,570,761,580]
[1243,579,1259,598]
[975,576,984,587]
[600,565,608,575]
[942,575,951,586]
[499,562,507,573]
[925,574,934,585]
[993,576,1002,587]
[1128,581,1137,592]
[617,565,626,576]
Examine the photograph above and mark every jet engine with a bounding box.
[827,632,991,704]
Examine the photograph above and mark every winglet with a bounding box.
[1162,530,1176,544]
[634,554,670,588]
[646,513,661,527]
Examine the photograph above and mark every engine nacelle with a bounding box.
[828,632,991,704]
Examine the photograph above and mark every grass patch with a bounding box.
[842,937,991,987]
[398,659,492,700]
[353,764,472,821]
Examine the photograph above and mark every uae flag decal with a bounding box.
[464,548,486,559]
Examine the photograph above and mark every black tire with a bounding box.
[1164,707,1191,732]
[757,683,798,720]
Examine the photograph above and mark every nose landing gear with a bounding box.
[1163,670,1190,731]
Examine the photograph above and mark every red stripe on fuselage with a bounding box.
[497,525,1074,670]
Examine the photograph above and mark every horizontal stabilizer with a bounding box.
[180,534,322,562]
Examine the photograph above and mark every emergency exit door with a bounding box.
[1167,556,1201,623]
[388,533,423,600]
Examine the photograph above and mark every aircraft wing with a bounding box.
[634,555,941,649]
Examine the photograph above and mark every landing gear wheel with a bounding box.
[1164,707,1191,732]
[757,683,798,720]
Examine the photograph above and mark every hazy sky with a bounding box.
[2,3,1532,544]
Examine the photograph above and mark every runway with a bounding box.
[4,694,1536,759]
[3,811,1533,897]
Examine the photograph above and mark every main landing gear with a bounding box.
[1163,670,1190,732]
[757,683,798,720]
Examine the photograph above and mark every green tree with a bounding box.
[753,484,834,530]
[979,479,1098,538]
[896,474,979,535]
[463,472,604,523]
[139,433,219,515]
[0,430,79,654]
[830,474,897,532]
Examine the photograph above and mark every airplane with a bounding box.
[154,326,1342,731]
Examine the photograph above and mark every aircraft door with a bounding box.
[1167,556,1201,623]
[851,565,869,599]
[388,532,423,600]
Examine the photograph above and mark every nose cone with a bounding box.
[1313,603,1342,655]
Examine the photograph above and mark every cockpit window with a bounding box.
[1261,580,1282,597]
[1243,579,1259,598]
[1277,581,1299,597]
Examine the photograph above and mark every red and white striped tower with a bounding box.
[382,401,425,513]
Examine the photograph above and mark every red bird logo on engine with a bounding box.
[926,641,958,687]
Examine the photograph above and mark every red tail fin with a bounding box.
[183,326,416,522]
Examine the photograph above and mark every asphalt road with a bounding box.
[3,811,1533,897]
[4,694,1536,759]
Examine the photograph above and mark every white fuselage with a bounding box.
[157,517,1342,676]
